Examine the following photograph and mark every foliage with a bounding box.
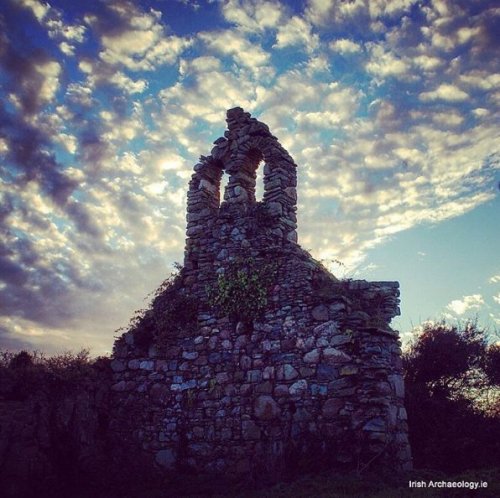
[485,343,500,385]
[403,321,500,472]
[0,349,109,400]
[122,264,199,352]
[207,256,277,323]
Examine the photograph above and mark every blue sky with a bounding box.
[0,0,499,355]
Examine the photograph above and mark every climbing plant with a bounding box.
[207,256,277,323]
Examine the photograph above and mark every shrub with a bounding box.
[403,321,500,472]
[124,264,199,352]
[0,348,107,400]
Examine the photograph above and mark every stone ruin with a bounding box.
[110,107,412,481]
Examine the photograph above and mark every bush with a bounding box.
[0,349,108,400]
[122,264,199,353]
[403,321,500,472]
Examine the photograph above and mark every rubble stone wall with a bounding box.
[109,108,412,481]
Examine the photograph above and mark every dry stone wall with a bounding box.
[110,108,412,482]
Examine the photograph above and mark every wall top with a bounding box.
[184,108,299,268]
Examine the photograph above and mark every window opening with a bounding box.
[220,171,231,204]
[255,160,265,201]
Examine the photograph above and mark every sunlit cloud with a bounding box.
[1,0,499,354]
[446,294,485,316]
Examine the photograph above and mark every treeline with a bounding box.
[403,321,500,472]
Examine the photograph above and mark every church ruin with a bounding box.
[110,107,412,480]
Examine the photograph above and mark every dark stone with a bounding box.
[317,364,338,382]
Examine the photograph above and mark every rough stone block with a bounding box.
[312,304,329,321]
[110,359,126,372]
[155,449,176,469]
[289,379,308,396]
[317,364,337,382]
[254,395,281,420]
[322,398,344,418]
[242,420,261,440]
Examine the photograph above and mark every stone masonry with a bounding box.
[110,107,412,482]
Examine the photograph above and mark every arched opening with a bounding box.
[255,160,265,201]
[221,170,231,204]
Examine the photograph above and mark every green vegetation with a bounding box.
[207,256,277,323]
[115,264,198,353]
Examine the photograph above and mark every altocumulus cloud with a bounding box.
[0,0,499,354]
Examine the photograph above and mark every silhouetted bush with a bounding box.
[0,349,109,400]
[115,264,199,354]
[403,321,500,472]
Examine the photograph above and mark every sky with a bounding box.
[0,0,499,356]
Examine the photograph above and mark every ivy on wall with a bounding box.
[207,256,277,324]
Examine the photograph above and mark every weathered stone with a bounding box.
[289,380,308,396]
[312,304,329,321]
[110,359,126,372]
[323,348,351,364]
[313,320,339,335]
[310,384,328,396]
[317,364,337,382]
[322,399,344,418]
[247,370,262,382]
[330,335,352,346]
[274,384,289,397]
[363,418,386,432]
[283,364,298,380]
[388,374,405,398]
[303,349,320,363]
[263,366,275,379]
[242,420,261,440]
[340,366,358,376]
[155,449,176,469]
[254,395,281,420]
[127,359,140,370]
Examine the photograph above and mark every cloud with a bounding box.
[420,83,469,102]
[1,0,499,355]
[446,294,485,315]
[490,274,500,284]
[221,0,286,32]
[199,30,271,70]
[18,0,49,22]
[0,31,61,114]
[85,0,192,71]
[18,0,86,55]
[305,0,419,27]
[330,38,362,54]
[274,16,319,53]
[365,43,410,79]
[493,293,500,305]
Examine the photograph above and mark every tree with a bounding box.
[403,321,500,472]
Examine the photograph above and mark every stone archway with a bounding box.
[184,108,300,273]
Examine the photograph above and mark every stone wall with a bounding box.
[0,364,112,497]
[109,108,412,481]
